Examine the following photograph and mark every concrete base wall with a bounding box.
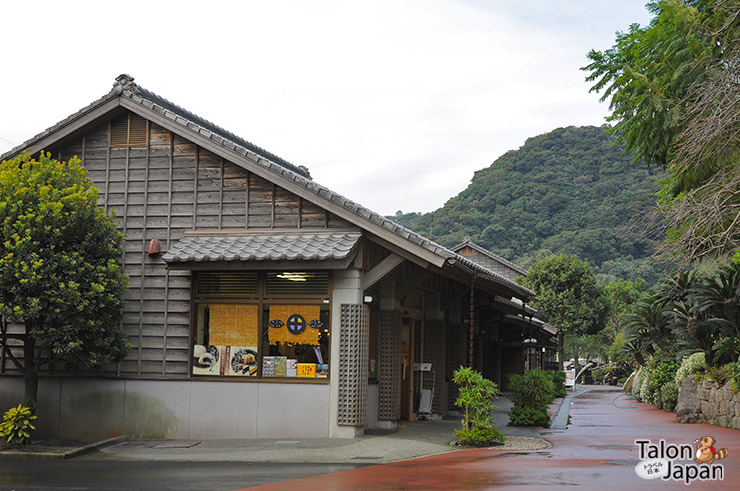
[0,376,330,441]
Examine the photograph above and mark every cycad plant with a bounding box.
[625,290,671,363]
[690,263,740,365]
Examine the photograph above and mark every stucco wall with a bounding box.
[0,376,330,441]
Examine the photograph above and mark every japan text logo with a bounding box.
[634,438,727,485]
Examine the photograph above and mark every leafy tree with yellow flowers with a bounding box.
[0,152,129,407]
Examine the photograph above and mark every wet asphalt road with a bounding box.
[0,460,366,490]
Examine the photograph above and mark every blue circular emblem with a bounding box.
[286,314,306,335]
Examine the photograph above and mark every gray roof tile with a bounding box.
[162,231,362,264]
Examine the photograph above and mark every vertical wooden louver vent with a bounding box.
[110,113,148,147]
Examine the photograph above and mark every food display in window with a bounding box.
[228,347,258,376]
[192,344,220,375]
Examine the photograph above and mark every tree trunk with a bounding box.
[573,340,580,376]
[22,330,38,409]
[557,331,565,370]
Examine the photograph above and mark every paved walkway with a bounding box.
[84,395,543,464]
[246,386,740,490]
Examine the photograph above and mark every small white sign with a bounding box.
[564,369,575,387]
[635,459,670,479]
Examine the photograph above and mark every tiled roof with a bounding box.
[162,231,362,264]
[504,314,557,336]
[452,237,528,277]
[2,74,535,300]
[493,295,536,316]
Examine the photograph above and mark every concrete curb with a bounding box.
[550,388,597,429]
[0,435,127,461]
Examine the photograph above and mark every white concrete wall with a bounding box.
[0,376,330,441]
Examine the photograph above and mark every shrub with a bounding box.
[651,362,679,395]
[545,370,567,398]
[454,427,506,447]
[0,404,37,446]
[453,367,504,446]
[509,370,556,410]
[642,378,659,408]
[675,352,707,387]
[508,369,556,427]
[509,406,551,427]
[631,367,644,401]
[660,381,678,412]
[727,361,740,393]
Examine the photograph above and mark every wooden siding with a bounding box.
[0,111,353,379]
[465,250,523,282]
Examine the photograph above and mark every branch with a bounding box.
[1,343,25,372]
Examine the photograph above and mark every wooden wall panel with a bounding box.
[0,111,357,379]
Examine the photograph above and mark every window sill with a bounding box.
[189,375,330,384]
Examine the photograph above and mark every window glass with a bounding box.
[192,303,259,376]
[192,271,330,380]
[263,304,330,378]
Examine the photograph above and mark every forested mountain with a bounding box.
[392,126,665,284]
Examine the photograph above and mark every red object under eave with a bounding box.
[147,238,161,255]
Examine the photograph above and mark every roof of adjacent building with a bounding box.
[451,237,528,277]
[1,74,535,300]
[163,231,362,264]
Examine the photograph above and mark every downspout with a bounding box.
[468,271,478,368]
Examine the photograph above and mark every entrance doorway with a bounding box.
[400,317,417,420]
[400,292,424,421]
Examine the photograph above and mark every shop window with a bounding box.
[263,303,330,378]
[193,303,259,376]
[192,271,330,380]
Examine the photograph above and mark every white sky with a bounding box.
[0,1,652,216]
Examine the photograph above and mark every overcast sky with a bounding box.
[0,1,652,216]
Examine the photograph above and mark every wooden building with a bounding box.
[451,238,558,386]
[0,75,557,441]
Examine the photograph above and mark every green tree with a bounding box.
[583,0,733,170]
[584,0,740,262]
[0,152,129,407]
[605,278,646,336]
[520,254,609,368]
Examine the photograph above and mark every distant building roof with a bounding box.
[451,237,528,279]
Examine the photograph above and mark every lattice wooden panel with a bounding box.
[378,310,401,421]
[337,304,369,426]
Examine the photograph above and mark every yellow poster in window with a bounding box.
[268,304,321,345]
[208,304,259,347]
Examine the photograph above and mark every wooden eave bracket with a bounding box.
[363,253,404,291]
